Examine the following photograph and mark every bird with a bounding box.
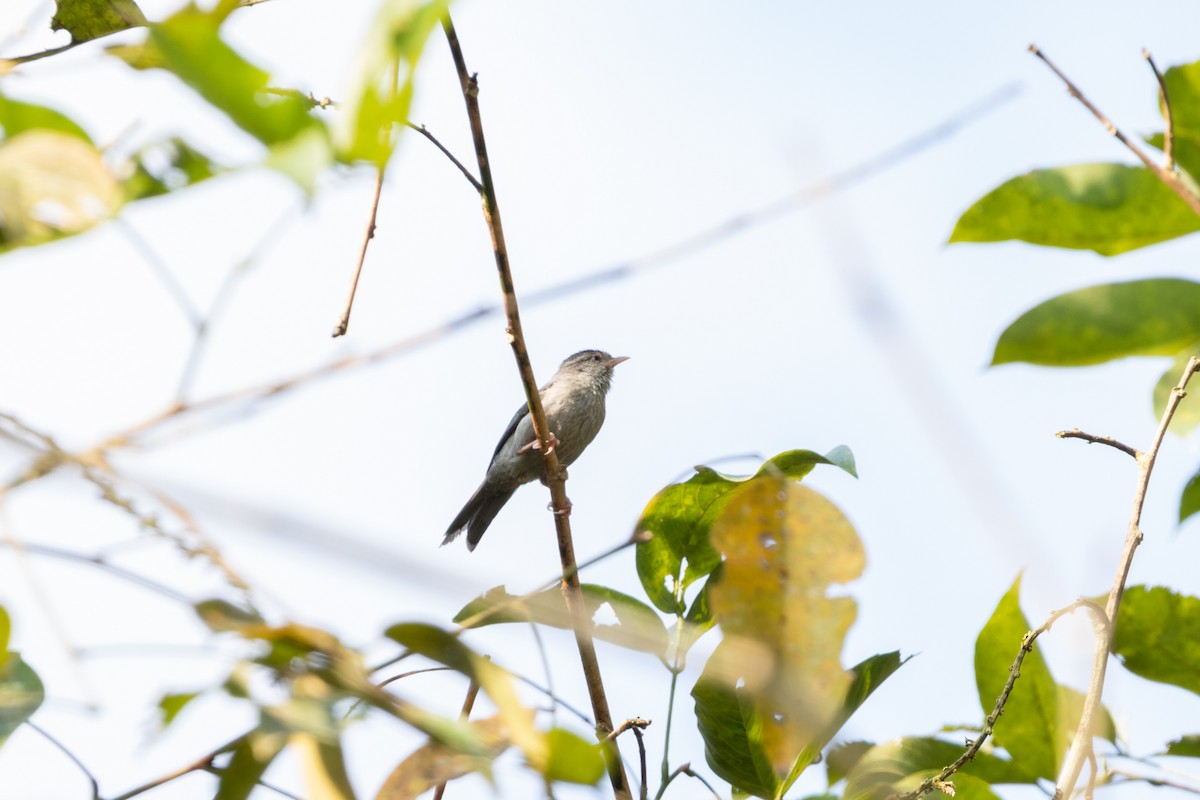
[443,349,628,551]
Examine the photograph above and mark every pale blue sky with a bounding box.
[3,1,1200,797]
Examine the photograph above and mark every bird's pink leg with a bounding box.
[517,430,560,455]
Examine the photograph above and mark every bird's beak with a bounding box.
[607,356,630,368]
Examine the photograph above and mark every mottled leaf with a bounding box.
[992,279,1200,367]
[52,0,147,43]
[950,163,1200,255]
[1165,735,1200,758]
[1111,585,1200,695]
[693,477,869,797]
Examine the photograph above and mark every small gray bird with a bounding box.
[443,349,628,551]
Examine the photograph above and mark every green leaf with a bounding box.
[52,0,147,43]
[0,606,9,657]
[1161,60,1200,142]
[0,653,45,749]
[1181,469,1200,524]
[0,94,91,142]
[992,279,1200,367]
[1111,585,1200,695]
[157,691,199,730]
[974,576,1060,780]
[216,729,287,800]
[1154,352,1200,435]
[826,740,874,786]
[950,163,1200,255]
[1148,132,1200,186]
[149,5,324,148]
[1165,735,1200,757]
[635,447,856,614]
[782,652,905,791]
[543,728,605,785]
[0,130,121,254]
[692,664,780,799]
[337,0,449,166]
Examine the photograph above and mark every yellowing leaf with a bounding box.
[707,477,864,773]
[0,130,121,253]
[375,715,510,800]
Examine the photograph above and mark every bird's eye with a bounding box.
[593,354,601,361]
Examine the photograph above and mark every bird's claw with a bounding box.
[549,499,573,517]
[518,431,560,456]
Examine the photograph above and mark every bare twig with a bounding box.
[1144,49,1175,171]
[25,721,100,800]
[606,718,651,741]
[432,671,483,800]
[661,763,721,799]
[1055,428,1140,459]
[632,726,648,800]
[406,122,482,192]
[1107,767,1200,795]
[894,599,1104,800]
[116,219,204,329]
[440,13,629,798]
[107,738,236,800]
[1029,45,1200,217]
[1054,356,1200,799]
[332,165,387,338]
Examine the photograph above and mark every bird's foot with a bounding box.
[539,466,569,486]
[549,498,573,517]
[517,431,560,456]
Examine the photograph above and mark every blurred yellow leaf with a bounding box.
[707,477,864,772]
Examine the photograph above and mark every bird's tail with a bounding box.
[442,486,516,551]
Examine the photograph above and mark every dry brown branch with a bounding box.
[332,165,387,338]
[1054,356,1200,799]
[1055,428,1140,459]
[1029,45,1200,216]
[440,12,629,798]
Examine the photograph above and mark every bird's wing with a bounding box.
[490,402,532,464]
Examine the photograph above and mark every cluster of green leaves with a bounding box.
[457,447,909,800]
[0,0,445,252]
[949,56,1200,522]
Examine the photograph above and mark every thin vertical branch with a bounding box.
[332,166,387,337]
[1144,49,1174,171]
[440,12,630,798]
[1054,356,1200,799]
